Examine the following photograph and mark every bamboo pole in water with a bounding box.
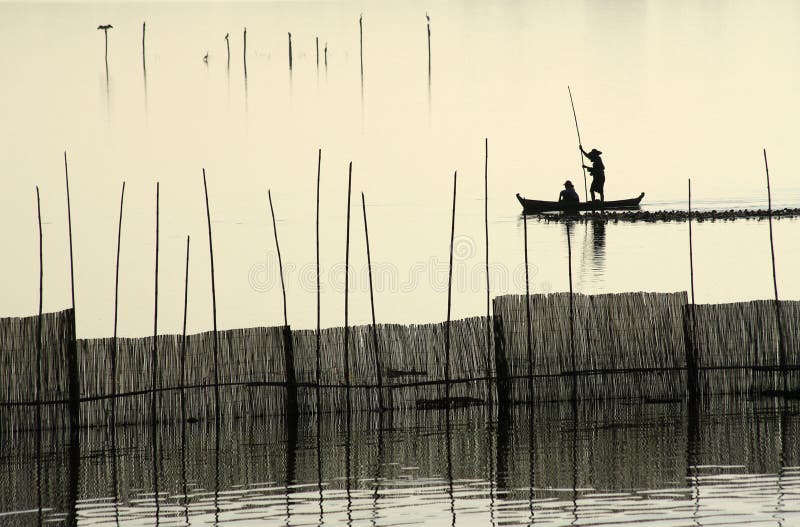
[445,171,457,391]
[324,43,328,69]
[361,192,383,410]
[484,138,492,401]
[359,15,364,78]
[763,149,786,389]
[181,235,190,420]
[152,183,159,423]
[64,152,79,428]
[268,190,289,327]
[524,212,532,392]
[64,152,75,319]
[243,28,248,77]
[568,86,589,203]
[225,33,230,70]
[288,33,293,70]
[316,149,322,391]
[426,13,431,78]
[687,179,698,397]
[112,182,125,418]
[344,162,353,388]
[203,169,220,418]
[36,186,43,407]
[142,22,146,73]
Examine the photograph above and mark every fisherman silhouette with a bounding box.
[580,145,605,204]
[559,180,580,204]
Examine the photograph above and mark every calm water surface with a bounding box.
[3,398,800,526]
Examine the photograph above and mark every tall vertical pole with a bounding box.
[362,193,383,410]
[524,213,532,395]
[64,152,75,320]
[763,149,786,390]
[142,22,146,73]
[152,183,159,424]
[288,33,293,70]
[64,152,79,429]
[36,187,43,410]
[181,235,190,420]
[426,13,431,79]
[316,149,322,394]
[203,169,220,419]
[344,162,353,389]
[243,28,248,77]
[687,179,698,398]
[484,138,491,401]
[316,37,319,69]
[268,191,289,327]
[225,33,230,70]
[359,15,364,78]
[112,182,125,419]
[445,171,457,394]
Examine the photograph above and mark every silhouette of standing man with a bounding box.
[580,145,605,204]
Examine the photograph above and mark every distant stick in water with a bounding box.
[426,12,431,78]
[324,42,328,69]
[288,32,293,70]
[142,22,146,74]
[359,14,364,77]
[225,33,230,70]
[763,149,786,391]
[203,52,209,64]
[97,24,113,80]
[316,37,319,69]
[243,27,248,77]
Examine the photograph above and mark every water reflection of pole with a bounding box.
[528,402,535,526]
[762,150,786,392]
[686,388,701,527]
[346,406,353,526]
[316,409,324,526]
[523,213,532,398]
[570,399,578,526]
[566,222,576,401]
[213,418,221,526]
[66,424,80,527]
[371,411,386,525]
[285,412,299,525]
[446,407,456,527]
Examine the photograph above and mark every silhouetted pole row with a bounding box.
[151,183,159,424]
[763,149,786,390]
[568,86,589,203]
[181,235,190,420]
[288,33,293,70]
[445,171,457,393]
[111,182,125,420]
[202,169,221,419]
[344,162,353,389]
[361,192,384,410]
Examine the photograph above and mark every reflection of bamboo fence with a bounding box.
[2,294,800,430]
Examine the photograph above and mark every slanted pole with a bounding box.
[151,183,159,424]
[181,235,190,420]
[64,152,79,428]
[344,162,353,389]
[203,169,220,419]
[315,149,322,396]
[445,171,457,393]
[362,192,383,411]
[523,211,532,396]
[35,187,43,411]
[112,182,125,418]
[687,179,699,397]
[763,149,786,391]
[484,138,491,402]
[568,86,589,202]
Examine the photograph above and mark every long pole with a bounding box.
[687,179,698,398]
[316,37,319,69]
[288,33,293,71]
[142,22,146,74]
[445,171,457,391]
[112,182,125,415]
[763,149,786,390]
[524,212,532,393]
[362,192,383,410]
[315,149,322,391]
[64,152,75,317]
[203,169,220,419]
[225,33,230,70]
[688,179,695,306]
[426,13,431,78]
[484,138,491,401]
[268,190,288,327]
[359,15,364,78]
[344,162,353,389]
[36,187,43,407]
[181,235,190,420]
[243,28,248,77]
[152,183,159,424]
[568,86,589,202]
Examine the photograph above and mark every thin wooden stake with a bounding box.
[288,32,293,70]
[484,138,491,401]
[316,149,322,389]
[152,183,159,423]
[243,28,248,76]
[181,235,190,419]
[203,169,220,418]
[225,33,230,70]
[324,42,328,69]
[426,13,431,78]
[362,192,383,410]
[142,22,146,73]
[112,182,125,414]
[763,149,786,389]
[688,179,696,307]
[316,37,319,69]
[36,186,43,406]
[359,15,364,78]
[523,212,532,391]
[344,162,353,388]
[687,179,698,398]
[445,171,457,390]
[64,153,75,315]
[268,190,289,327]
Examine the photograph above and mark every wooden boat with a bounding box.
[516,192,645,214]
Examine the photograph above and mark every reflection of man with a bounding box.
[559,180,580,203]
[580,145,605,203]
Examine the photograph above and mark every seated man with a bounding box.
[559,180,580,203]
